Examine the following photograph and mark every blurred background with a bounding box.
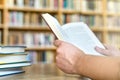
[0,0,120,64]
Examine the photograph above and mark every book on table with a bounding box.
[0,45,31,76]
[0,67,25,77]
[0,46,26,54]
[0,62,31,69]
[0,53,29,64]
[41,13,105,55]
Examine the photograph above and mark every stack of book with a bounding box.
[0,46,31,77]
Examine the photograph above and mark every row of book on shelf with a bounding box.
[6,0,120,13]
[0,45,31,76]
[0,30,119,48]
[1,10,120,27]
[9,11,104,27]
[9,11,49,27]
[6,0,102,12]
[7,0,58,9]
[8,32,55,47]
[9,12,102,27]
[7,0,120,13]
[62,14,103,27]
[8,12,120,28]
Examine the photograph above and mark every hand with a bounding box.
[95,44,120,56]
[54,40,85,74]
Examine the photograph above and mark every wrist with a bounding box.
[73,53,87,74]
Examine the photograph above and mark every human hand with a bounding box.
[95,44,120,56]
[54,40,85,74]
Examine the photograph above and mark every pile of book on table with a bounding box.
[0,46,31,77]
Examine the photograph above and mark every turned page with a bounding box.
[62,22,105,55]
[41,13,70,42]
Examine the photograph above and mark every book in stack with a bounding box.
[0,46,31,77]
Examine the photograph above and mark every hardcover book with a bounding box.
[0,68,25,77]
[0,46,26,54]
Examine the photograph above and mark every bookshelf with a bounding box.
[0,0,120,63]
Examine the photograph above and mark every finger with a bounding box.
[54,40,63,47]
[95,46,109,56]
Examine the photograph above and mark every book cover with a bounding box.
[0,45,26,54]
[41,13,105,55]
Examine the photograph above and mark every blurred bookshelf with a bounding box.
[0,0,120,63]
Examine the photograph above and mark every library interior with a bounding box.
[0,0,120,80]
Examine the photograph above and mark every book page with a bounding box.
[62,22,105,55]
[41,13,70,42]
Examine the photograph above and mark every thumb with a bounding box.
[54,40,63,47]
[95,46,108,56]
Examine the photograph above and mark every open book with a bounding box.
[41,13,105,55]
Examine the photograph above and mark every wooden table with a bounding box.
[0,63,89,80]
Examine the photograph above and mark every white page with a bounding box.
[42,13,70,42]
[62,22,105,55]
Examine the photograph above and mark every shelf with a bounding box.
[90,27,104,32]
[107,27,120,32]
[25,47,56,51]
[62,10,102,15]
[8,26,51,32]
[81,11,102,15]
[107,13,120,16]
[62,10,81,14]
[8,7,58,13]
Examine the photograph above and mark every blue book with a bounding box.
[0,68,25,77]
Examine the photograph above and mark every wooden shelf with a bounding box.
[62,10,81,14]
[8,26,51,32]
[62,10,102,15]
[107,27,120,32]
[107,13,120,16]
[81,11,102,15]
[91,27,104,32]
[8,7,58,13]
